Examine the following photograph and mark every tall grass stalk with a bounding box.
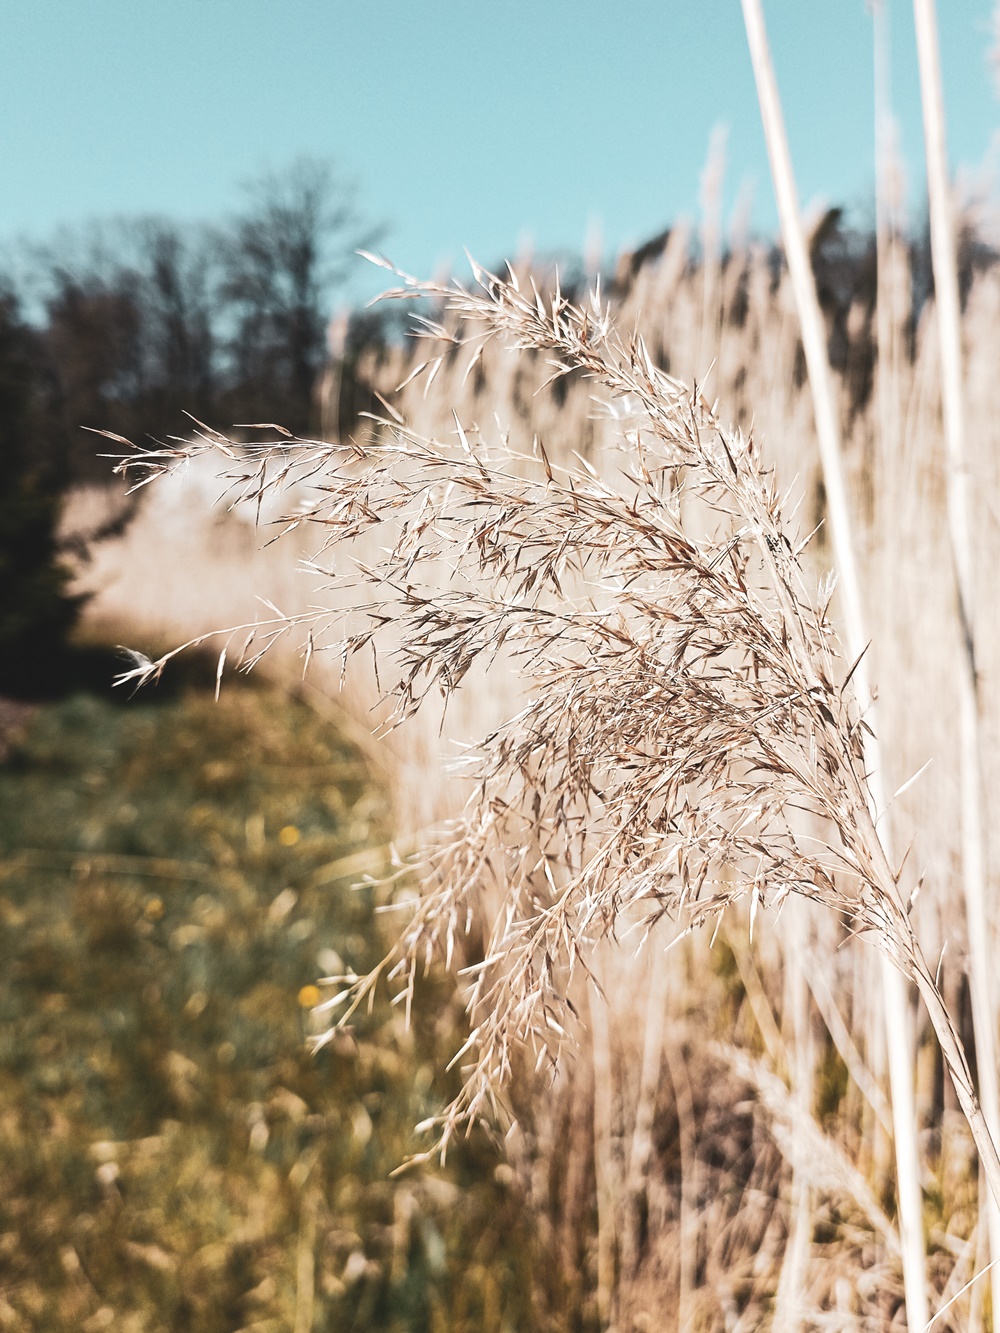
[740,0,929,1321]
[913,1,1000,1321]
[772,905,814,1329]
[588,982,617,1327]
[621,934,670,1279]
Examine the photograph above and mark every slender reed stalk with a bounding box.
[622,941,670,1278]
[697,125,726,383]
[588,983,617,1328]
[772,903,814,1329]
[872,0,908,513]
[293,1186,318,1333]
[740,1,929,1322]
[913,3,1000,1325]
[663,1016,698,1325]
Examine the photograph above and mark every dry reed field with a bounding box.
[63,14,1000,1332]
[73,227,1000,1328]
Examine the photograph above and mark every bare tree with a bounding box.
[28,219,217,477]
[216,158,377,433]
[135,219,216,413]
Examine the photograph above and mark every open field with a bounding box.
[0,685,549,1332]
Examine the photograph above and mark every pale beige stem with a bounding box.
[663,1017,698,1328]
[912,958,1000,1215]
[970,1170,988,1333]
[873,0,905,537]
[740,2,929,1323]
[773,902,814,1332]
[622,940,671,1276]
[589,982,618,1329]
[697,125,726,384]
[913,2,1000,1323]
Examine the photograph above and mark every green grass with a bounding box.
[0,686,546,1333]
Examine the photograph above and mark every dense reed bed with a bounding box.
[70,184,1000,1326]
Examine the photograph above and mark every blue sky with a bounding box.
[3,1,997,305]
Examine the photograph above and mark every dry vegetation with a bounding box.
[72,187,1000,1330]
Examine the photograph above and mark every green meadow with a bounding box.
[0,686,545,1333]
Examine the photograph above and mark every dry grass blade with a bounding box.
[102,263,1000,1204]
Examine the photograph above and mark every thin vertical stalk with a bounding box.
[589,983,618,1329]
[663,1017,698,1327]
[872,0,925,1191]
[773,903,814,1331]
[873,0,906,484]
[913,3,1000,1323]
[697,125,726,381]
[622,942,671,1277]
[740,2,930,1325]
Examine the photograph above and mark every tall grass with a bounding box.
[101,260,997,1196]
[913,5,1000,1325]
[87,196,1000,1322]
[54,40,1000,1310]
[742,1,927,1321]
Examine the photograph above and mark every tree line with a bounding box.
[0,158,381,695]
[2,157,378,482]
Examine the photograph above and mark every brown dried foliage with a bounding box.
[105,262,979,1168]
